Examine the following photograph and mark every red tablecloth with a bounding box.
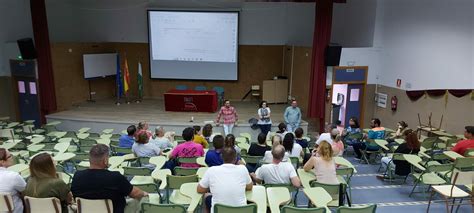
[164,90,218,112]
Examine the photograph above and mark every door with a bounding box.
[17,77,41,127]
[345,84,364,127]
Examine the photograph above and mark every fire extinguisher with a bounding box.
[391,96,398,111]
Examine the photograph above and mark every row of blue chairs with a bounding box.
[176,85,225,105]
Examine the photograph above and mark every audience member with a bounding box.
[134,121,152,139]
[331,133,344,157]
[284,99,301,132]
[248,133,271,157]
[262,138,290,163]
[132,132,162,167]
[294,128,309,149]
[451,126,474,156]
[387,121,410,142]
[0,148,26,213]
[257,101,272,136]
[193,125,209,148]
[303,141,338,184]
[197,147,253,213]
[282,133,303,158]
[71,144,147,213]
[169,127,205,168]
[205,135,225,167]
[316,124,335,145]
[353,118,385,159]
[150,126,174,150]
[251,145,301,187]
[335,120,345,135]
[119,125,136,148]
[202,124,215,145]
[342,117,361,146]
[24,153,72,213]
[276,123,289,138]
[224,134,241,156]
[215,100,238,136]
[378,131,420,179]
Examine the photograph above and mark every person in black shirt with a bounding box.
[294,128,308,149]
[377,131,420,179]
[71,144,147,213]
[248,133,271,156]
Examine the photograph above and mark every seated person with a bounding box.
[316,124,336,145]
[71,144,147,213]
[303,141,338,185]
[250,145,301,187]
[387,121,411,145]
[134,121,152,139]
[342,117,362,146]
[133,132,162,158]
[248,133,271,157]
[332,133,344,157]
[283,133,303,158]
[353,118,385,159]
[262,137,290,163]
[150,126,174,150]
[294,128,309,149]
[276,123,289,138]
[193,125,209,148]
[119,125,136,149]
[205,135,225,167]
[24,153,72,213]
[197,147,253,213]
[451,126,474,156]
[224,134,241,156]
[0,148,27,213]
[202,124,216,145]
[378,131,420,179]
[169,127,205,168]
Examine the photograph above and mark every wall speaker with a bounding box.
[325,45,342,66]
[17,38,37,60]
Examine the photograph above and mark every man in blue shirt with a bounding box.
[353,118,385,159]
[284,100,302,132]
[119,125,136,148]
[205,135,241,167]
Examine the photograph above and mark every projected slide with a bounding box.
[148,11,239,80]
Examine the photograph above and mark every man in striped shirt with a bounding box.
[215,100,238,136]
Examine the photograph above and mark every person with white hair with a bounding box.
[150,126,173,150]
[316,124,338,145]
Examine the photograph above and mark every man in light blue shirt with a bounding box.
[119,125,136,148]
[284,100,302,132]
[150,126,174,150]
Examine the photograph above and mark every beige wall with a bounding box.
[372,85,474,134]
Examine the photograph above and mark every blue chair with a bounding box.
[212,86,225,106]
[175,85,187,90]
[194,86,207,91]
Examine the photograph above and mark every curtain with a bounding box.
[308,0,334,133]
[448,89,472,98]
[426,90,446,97]
[406,90,425,101]
[30,0,57,123]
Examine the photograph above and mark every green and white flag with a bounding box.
[138,61,143,99]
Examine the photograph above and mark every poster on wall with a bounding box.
[377,93,388,108]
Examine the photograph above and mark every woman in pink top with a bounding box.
[303,141,338,185]
[169,127,204,168]
[332,135,344,157]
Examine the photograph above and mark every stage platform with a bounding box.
[46,99,308,140]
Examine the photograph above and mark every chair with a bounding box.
[134,183,162,204]
[240,133,252,143]
[177,157,198,166]
[111,145,132,155]
[0,193,14,213]
[176,85,188,90]
[0,129,16,142]
[174,167,198,176]
[310,181,347,207]
[24,196,61,213]
[166,175,199,204]
[123,166,152,176]
[281,205,326,213]
[463,148,474,157]
[336,167,354,199]
[76,198,113,213]
[194,86,207,91]
[212,86,225,106]
[266,187,291,213]
[264,184,298,205]
[359,139,382,164]
[214,203,257,213]
[409,162,453,197]
[336,204,377,213]
[141,203,186,213]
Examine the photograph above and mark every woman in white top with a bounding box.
[0,148,27,213]
[262,135,289,163]
[303,141,338,185]
[282,133,303,158]
[257,101,272,136]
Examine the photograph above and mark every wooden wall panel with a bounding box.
[51,43,284,111]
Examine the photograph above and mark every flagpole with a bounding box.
[136,57,143,103]
[115,52,122,106]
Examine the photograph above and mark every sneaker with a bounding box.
[376,175,386,180]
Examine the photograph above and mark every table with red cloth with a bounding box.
[163,90,218,112]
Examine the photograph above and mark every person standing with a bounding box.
[284,100,301,132]
[257,101,272,136]
[215,100,238,136]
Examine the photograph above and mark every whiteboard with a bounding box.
[83,53,117,79]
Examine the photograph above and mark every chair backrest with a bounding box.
[310,181,342,204]
[421,137,437,149]
[463,148,474,157]
[450,170,474,185]
[264,184,297,193]
[76,198,113,213]
[177,157,197,165]
[0,193,14,212]
[111,145,132,155]
[241,155,263,165]
[194,86,207,91]
[212,86,224,95]
[138,157,150,166]
[281,205,326,213]
[174,167,198,176]
[72,152,89,162]
[426,163,453,173]
[175,85,188,90]
[166,174,198,190]
[336,204,377,213]
[134,183,160,194]
[336,167,354,179]
[24,196,61,213]
[0,129,15,139]
[123,166,152,176]
[214,203,257,213]
[454,157,474,171]
[141,203,186,213]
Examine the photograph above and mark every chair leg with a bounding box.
[426,190,435,213]
[409,180,419,197]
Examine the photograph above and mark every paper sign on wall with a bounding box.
[350,89,359,101]
[29,82,37,95]
[18,81,26,93]
[377,93,388,108]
